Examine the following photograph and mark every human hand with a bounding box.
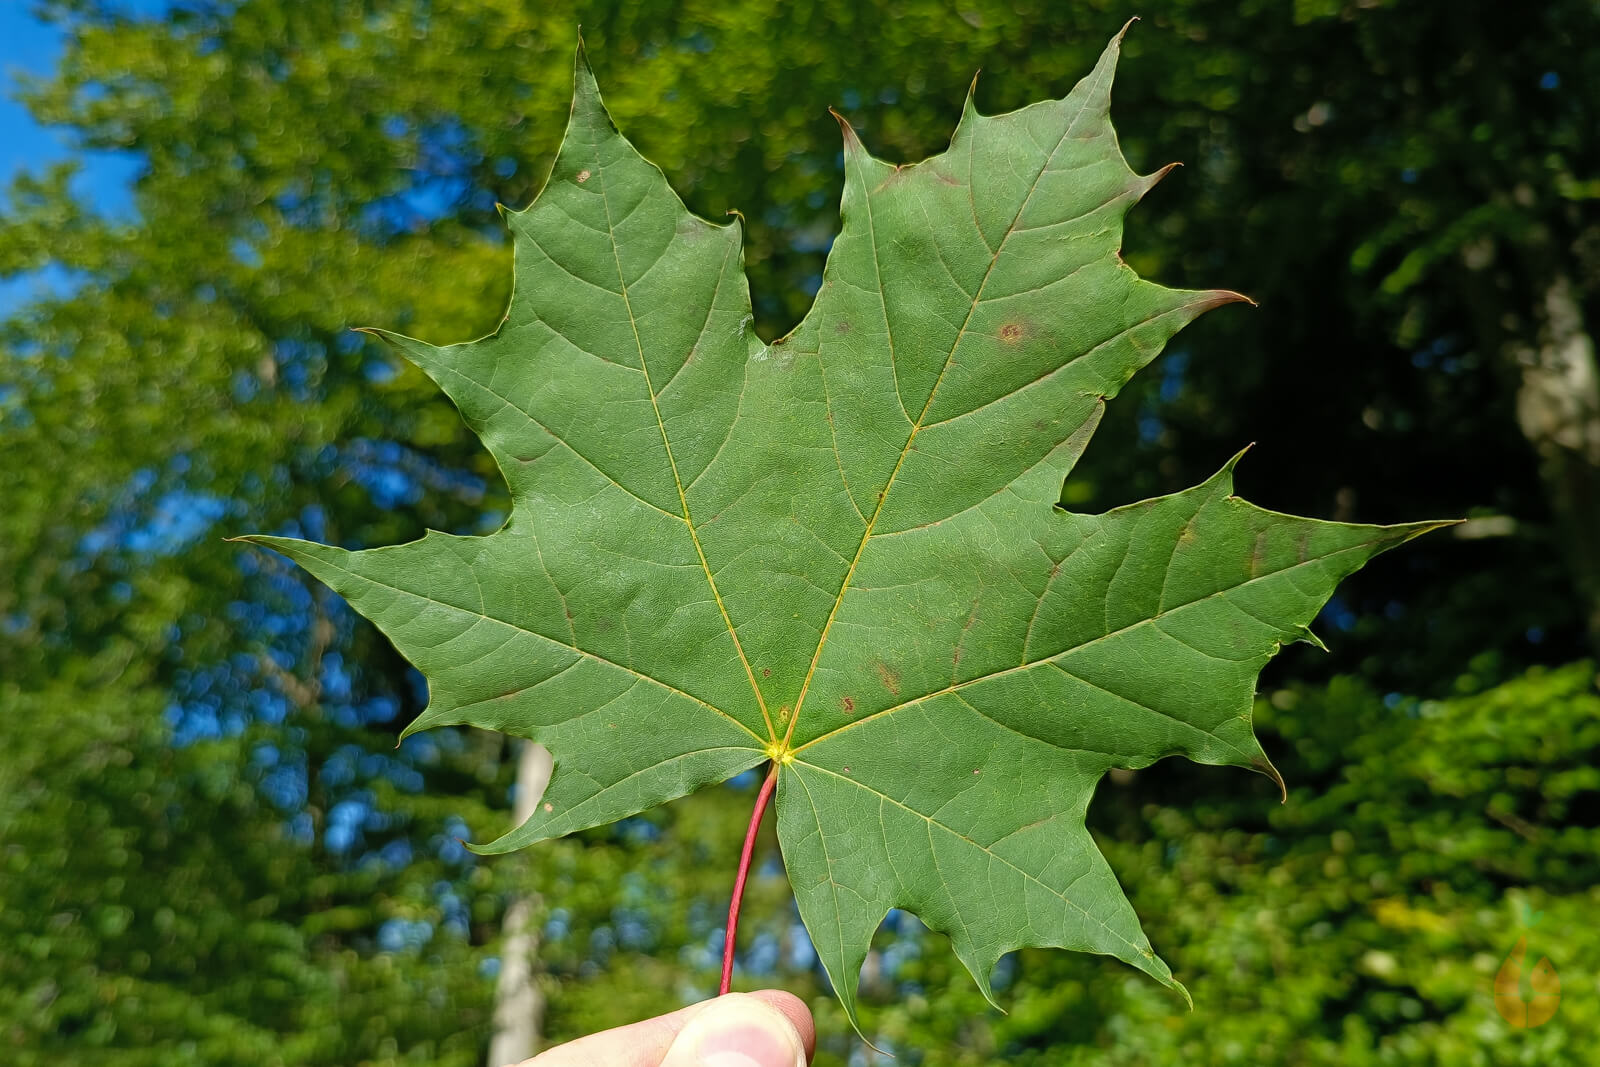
[522,990,815,1066]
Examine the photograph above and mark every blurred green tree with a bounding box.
[2,0,1595,1063]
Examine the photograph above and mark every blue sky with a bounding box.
[0,4,156,211]
[1,2,166,312]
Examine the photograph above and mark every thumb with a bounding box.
[658,992,809,1067]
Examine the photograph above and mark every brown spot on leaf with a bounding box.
[875,662,901,697]
[1296,531,1310,564]
[972,768,980,775]
[576,169,591,183]
[841,696,855,714]
[999,323,1023,342]
[835,320,852,334]
[543,802,554,813]
[761,667,771,677]
[843,766,851,774]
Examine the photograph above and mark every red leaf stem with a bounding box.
[720,764,777,995]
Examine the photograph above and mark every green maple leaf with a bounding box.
[242,27,1445,1024]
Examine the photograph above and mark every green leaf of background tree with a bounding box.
[242,27,1446,1026]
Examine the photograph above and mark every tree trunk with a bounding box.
[1512,274,1600,657]
[486,741,554,1067]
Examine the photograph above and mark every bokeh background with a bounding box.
[3,1,1598,1064]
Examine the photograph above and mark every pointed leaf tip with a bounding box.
[829,106,861,150]
[1175,979,1194,1011]
[1297,624,1331,653]
[1252,753,1289,804]
[1401,518,1467,543]
[568,38,611,128]
[1198,288,1256,311]
[1217,442,1256,480]
[1140,161,1182,198]
[1075,22,1133,108]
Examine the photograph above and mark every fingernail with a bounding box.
[660,993,806,1067]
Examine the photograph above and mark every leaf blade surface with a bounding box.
[243,27,1448,1025]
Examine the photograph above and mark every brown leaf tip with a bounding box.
[1140,162,1182,197]
[1251,754,1288,803]
[1199,289,1258,310]
[830,107,862,150]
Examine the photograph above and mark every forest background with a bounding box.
[2,1,1598,1064]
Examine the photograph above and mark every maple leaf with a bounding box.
[242,26,1446,1024]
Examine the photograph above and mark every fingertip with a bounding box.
[660,991,809,1067]
[746,990,815,1061]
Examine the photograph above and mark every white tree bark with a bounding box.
[487,741,554,1067]
[1513,275,1600,654]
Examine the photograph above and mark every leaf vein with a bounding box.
[588,128,775,741]
[799,762,1146,956]
[796,542,1379,752]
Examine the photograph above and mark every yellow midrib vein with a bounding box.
[781,76,1111,751]
[590,136,777,743]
